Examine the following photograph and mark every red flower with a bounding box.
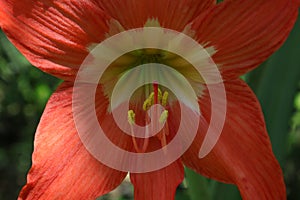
[0,0,298,199]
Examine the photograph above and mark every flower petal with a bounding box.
[191,0,299,79]
[182,79,286,199]
[0,0,110,80]
[130,160,184,200]
[18,82,127,200]
[98,0,215,30]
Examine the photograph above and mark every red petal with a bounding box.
[191,0,299,79]
[182,80,286,199]
[130,160,184,200]
[18,82,127,200]
[98,0,215,31]
[0,0,110,80]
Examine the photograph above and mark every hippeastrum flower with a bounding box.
[0,0,299,199]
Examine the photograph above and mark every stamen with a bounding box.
[127,110,149,153]
[159,110,169,124]
[130,82,170,153]
[158,88,162,102]
[157,109,169,153]
[160,130,167,153]
[156,121,168,154]
[162,91,169,106]
[143,97,152,111]
[128,110,135,125]
[142,87,164,111]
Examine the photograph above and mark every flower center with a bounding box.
[99,49,204,107]
[127,81,169,153]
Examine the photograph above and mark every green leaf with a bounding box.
[246,15,300,164]
[185,168,212,200]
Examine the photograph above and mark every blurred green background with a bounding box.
[1,11,300,200]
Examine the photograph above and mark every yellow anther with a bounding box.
[143,89,165,110]
[143,98,151,111]
[159,110,169,124]
[143,92,155,110]
[128,110,135,125]
[162,91,169,106]
[158,88,162,101]
[149,92,154,104]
